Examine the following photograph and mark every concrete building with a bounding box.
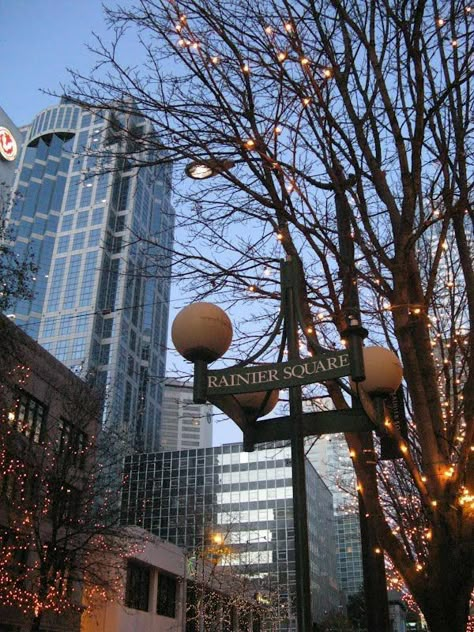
[388,591,408,632]
[121,442,342,630]
[5,99,174,451]
[82,530,269,632]
[160,379,213,450]
[0,313,100,632]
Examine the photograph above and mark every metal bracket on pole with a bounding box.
[341,319,368,383]
[193,359,208,404]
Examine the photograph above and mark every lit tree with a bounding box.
[0,317,143,632]
[184,520,282,631]
[65,1,473,629]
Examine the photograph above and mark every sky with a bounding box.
[0,0,242,446]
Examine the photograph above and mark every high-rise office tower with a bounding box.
[122,442,342,629]
[160,379,213,450]
[6,99,174,451]
[307,433,363,597]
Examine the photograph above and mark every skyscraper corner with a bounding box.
[4,99,175,451]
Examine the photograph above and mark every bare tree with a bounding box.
[65,1,473,629]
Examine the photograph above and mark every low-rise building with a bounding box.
[82,530,267,632]
[0,313,100,632]
[121,442,342,630]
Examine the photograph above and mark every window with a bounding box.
[57,235,70,253]
[125,561,150,611]
[58,418,88,469]
[157,573,177,618]
[72,232,86,250]
[88,228,101,247]
[10,391,46,443]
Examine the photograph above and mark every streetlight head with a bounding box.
[358,346,403,395]
[185,159,235,180]
[185,162,214,179]
[172,302,233,362]
[234,389,279,417]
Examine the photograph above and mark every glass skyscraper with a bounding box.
[121,442,342,630]
[307,433,364,597]
[6,99,174,451]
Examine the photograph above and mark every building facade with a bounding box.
[0,313,100,632]
[82,530,268,632]
[121,443,342,630]
[307,433,364,597]
[160,379,213,450]
[5,99,174,451]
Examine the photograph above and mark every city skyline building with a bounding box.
[307,433,364,597]
[121,442,342,630]
[160,378,213,450]
[5,99,174,451]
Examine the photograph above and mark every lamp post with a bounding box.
[172,255,403,631]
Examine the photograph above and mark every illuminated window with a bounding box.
[10,391,46,443]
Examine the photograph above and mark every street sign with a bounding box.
[207,350,350,395]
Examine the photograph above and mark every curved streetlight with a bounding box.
[185,158,235,180]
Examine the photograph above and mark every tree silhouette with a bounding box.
[65,1,473,629]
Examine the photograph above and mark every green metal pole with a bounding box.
[282,258,313,631]
[335,191,390,632]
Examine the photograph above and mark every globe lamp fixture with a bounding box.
[171,302,233,362]
[358,346,403,395]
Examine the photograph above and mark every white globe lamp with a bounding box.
[234,390,279,417]
[358,346,403,395]
[172,302,233,362]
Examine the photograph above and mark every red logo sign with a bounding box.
[0,127,18,161]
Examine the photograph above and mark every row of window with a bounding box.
[125,560,177,617]
[6,390,89,465]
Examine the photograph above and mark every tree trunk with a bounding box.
[30,611,42,632]
[422,596,470,632]
[418,574,472,632]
